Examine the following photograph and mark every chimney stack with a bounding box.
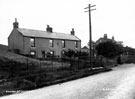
[13,18,19,28]
[104,34,107,39]
[112,36,114,41]
[71,28,75,35]
[46,25,53,33]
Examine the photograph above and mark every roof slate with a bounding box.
[17,28,81,41]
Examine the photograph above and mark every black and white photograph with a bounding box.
[0,0,135,99]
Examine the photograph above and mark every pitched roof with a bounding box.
[82,46,88,49]
[96,37,113,44]
[17,28,81,41]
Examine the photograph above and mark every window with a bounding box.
[50,51,54,56]
[42,51,46,58]
[75,41,78,48]
[30,37,35,47]
[61,51,66,57]
[30,51,36,57]
[49,39,53,47]
[62,40,65,48]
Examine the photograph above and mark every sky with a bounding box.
[0,0,135,48]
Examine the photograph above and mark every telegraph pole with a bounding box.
[84,4,96,70]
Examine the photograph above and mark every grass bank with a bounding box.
[0,57,112,97]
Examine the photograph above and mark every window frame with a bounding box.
[61,51,66,57]
[30,51,36,57]
[42,51,46,58]
[75,41,78,48]
[62,40,66,48]
[50,51,54,56]
[30,37,35,47]
[49,39,54,47]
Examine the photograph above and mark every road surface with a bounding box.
[1,64,135,99]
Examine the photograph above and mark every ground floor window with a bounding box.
[46,51,55,57]
[30,51,36,57]
[50,51,54,56]
[61,51,66,57]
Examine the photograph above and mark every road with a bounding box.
[1,64,135,99]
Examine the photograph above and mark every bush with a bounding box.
[125,55,135,63]
[64,49,89,58]
[96,41,123,59]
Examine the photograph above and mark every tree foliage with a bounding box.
[123,46,135,55]
[64,49,89,58]
[95,41,123,59]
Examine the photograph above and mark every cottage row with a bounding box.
[8,19,81,58]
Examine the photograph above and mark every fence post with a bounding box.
[51,57,53,71]
[40,59,42,71]
[77,57,79,69]
[62,57,64,68]
[26,58,29,75]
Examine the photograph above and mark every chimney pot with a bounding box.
[104,34,107,39]
[13,18,19,28]
[46,25,53,33]
[15,18,17,22]
[112,36,114,41]
[71,28,75,35]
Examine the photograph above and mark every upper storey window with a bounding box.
[50,39,54,47]
[30,37,35,47]
[62,40,65,48]
[75,41,78,48]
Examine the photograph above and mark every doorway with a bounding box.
[42,51,46,59]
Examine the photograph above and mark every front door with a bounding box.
[42,51,46,59]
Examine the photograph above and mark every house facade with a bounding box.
[95,34,123,46]
[8,19,81,58]
[81,46,89,53]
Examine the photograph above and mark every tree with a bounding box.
[123,46,135,55]
[95,41,123,59]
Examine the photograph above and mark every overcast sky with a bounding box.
[0,0,135,48]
